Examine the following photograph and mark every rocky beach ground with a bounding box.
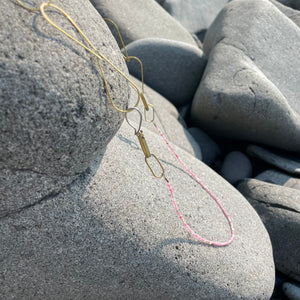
[0,0,299,299]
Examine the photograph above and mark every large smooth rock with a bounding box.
[124,38,207,106]
[127,76,202,159]
[0,122,275,299]
[255,169,300,190]
[90,0,197,48]
[0,0,129,217]
[0,0,129,177]
[237,179,300,281]
[191,0,300,152]
[247,145,300,175]
[162,0,228,36]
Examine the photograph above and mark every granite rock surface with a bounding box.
[0,123,275,300]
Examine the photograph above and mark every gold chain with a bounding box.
[15,0,162,177]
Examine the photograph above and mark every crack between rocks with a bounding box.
[0,167,85,178]
[250,196,300,214]
[0,167,91,221]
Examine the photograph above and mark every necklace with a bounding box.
[15,0,234,246]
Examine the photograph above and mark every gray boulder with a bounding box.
[220,151,252,184]
[191,0,300,152]
[90,0,197,48]
[0,122,275,299]
[0,0,129,216]
[0,0,129,177]
[128,76,202,159]
[124,38,207,106]
[255,169,300,190]
[271,0,300,26]
[247,145,300,175]
[237,178,300,281]
[162,0,228,37]
[188,127,221,165]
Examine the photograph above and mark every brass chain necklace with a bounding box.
[15,0,234,246]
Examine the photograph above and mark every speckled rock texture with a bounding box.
[0,123,275,299]
[0,1,129,218]
[0,0,129,177]
[90,0,197,48]
[190,0,300,152]
[124,38,207,106]
[237,179,300,281]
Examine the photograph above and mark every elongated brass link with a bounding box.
[103,18,156,117]
[103,18,129,59]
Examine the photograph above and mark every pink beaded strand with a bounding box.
[154,122,235,246]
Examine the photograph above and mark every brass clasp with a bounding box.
[137,131,151,158]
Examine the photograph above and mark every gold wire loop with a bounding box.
[140,92,149,111]
[16,0,52,11]
[144,103,155,123]
[145,154,165,178]
[125,107,142,135]
[40,3,140,113]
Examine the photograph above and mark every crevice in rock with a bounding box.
[250,196,300,214]
[0,167,92,221]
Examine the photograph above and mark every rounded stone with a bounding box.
[188,127,221,165]
[220,151,253,184]
[283,282,300,300]
[124,38,207,106]
[0,0,130,177]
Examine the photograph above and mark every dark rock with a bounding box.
[247,145,300,175]
[220,151,252,184]
[188,127,221,165]
[283,282,300,300]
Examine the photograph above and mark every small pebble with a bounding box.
[283,282,300,300]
